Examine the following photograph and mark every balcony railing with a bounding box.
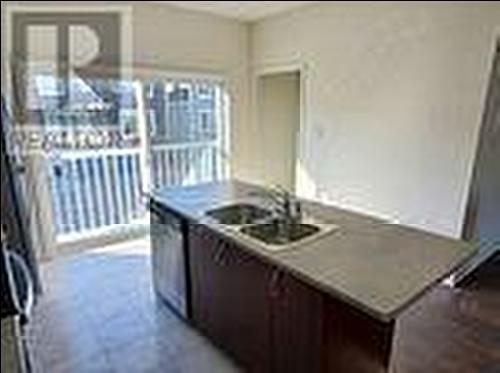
[150,141,226,189]
[48,148,145,237]
[48,141,227,239]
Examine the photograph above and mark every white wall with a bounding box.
[0,1,253,178]
[251,1,500,237]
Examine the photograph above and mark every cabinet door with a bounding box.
[323,297,394,373]
[189,226,272,372]
[189,225,222,340]
[222,242,272,372]
[270,271,324,373]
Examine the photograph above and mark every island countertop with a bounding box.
[151,180,477,322]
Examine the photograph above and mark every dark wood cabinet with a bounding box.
[190,226,324,372]
[323,297,395,373]
[189,224,395,373]
[189,225,272,371]
[189,225,222,342]
[269,270,324,373]
[224,240,273,371]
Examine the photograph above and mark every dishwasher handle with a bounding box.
[4,248,35,325]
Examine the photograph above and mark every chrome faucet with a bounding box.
[250,185,302,227]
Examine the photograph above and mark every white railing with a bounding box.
[48,141,228,238]
[48,148,145,237]
[150,141,227,189]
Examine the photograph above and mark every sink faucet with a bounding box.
[250,185,302,227]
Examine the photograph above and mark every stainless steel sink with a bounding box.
[205,204,272,225]
[206,202,338,251]
[240,221,321,245]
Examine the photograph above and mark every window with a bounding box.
[143,77,226,144]
[142,74,229,189]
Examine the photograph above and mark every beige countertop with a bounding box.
[151,180,477,322]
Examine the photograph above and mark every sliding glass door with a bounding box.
[12,64,230,253]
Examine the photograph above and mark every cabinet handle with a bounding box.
[214,240,227,265]
[269,269,283,298]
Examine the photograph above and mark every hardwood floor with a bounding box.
[391,253,500,373]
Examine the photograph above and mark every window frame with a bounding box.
[132,66,231,182]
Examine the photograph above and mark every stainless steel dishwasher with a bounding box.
[150,200,189,318]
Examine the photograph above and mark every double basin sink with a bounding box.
[205,203,334,250]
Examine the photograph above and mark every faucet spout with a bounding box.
[249,185,303,230]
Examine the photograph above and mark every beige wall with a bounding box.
[251,1,500,237]
[0,1,253,179]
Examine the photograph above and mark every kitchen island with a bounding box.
[150,180,476,373]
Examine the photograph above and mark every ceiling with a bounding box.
[151,1,320,21]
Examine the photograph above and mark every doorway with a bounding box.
[15,68,230,259]
[257,70,301,192]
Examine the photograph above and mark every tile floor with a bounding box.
[28,238,240,373]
